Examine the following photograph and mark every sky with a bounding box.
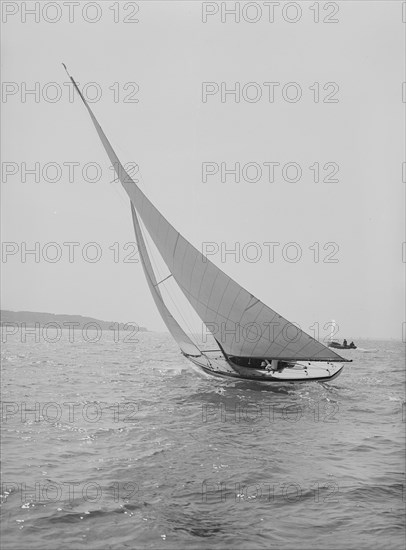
[1,0,405,339]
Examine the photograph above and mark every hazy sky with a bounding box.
[1,1,404,339]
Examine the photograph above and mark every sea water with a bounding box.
[1,331,404,549]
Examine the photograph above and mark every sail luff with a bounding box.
[67,66,350,362]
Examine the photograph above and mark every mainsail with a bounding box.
[66,66,348,362]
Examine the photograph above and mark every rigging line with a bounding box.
[145,250,202,348]
[161,286,202,346]
[138,218,169,288]
[109,162,137,210]
[154,274,173,287]
[111,180,130,210]
[131,202,199,352]
[137,213,202,349]
[135,213,201,349]
[155,275,202,347]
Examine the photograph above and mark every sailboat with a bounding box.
[64,65,350,383]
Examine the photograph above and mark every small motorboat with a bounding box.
[328,340,357,350]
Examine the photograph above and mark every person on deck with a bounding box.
[261,359,271,370]
[261,359,281,374]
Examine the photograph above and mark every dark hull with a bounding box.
[328,343,357,350]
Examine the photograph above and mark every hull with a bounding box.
[186,353,345,384]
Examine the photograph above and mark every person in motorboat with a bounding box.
[343,339,348,347]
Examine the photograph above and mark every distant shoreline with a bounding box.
[0,310,148,332]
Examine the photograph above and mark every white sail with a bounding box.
[67,67,348,362]
[130,204,201,357]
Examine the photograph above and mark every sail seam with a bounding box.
[203,269,220,322]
